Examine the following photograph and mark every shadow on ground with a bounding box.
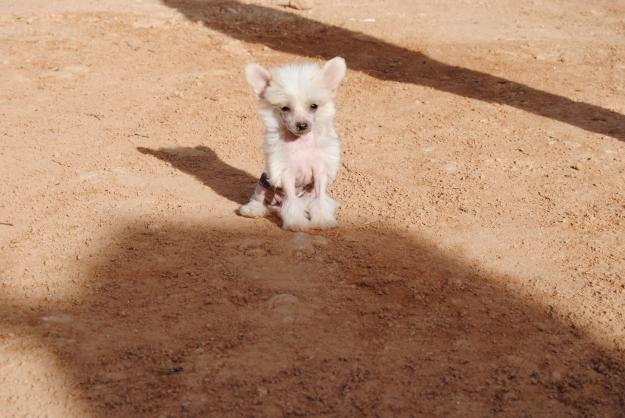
[1,222,624,416]
[138,146,257,205]
[160,0,625,142]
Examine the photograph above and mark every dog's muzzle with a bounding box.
[289,122,311,137]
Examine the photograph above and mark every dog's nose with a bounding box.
[296,122,308,131]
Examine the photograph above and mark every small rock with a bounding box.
[551,370,564,382]
[268,294,299,309]
[244,247,267,257]
[159,366,184,375]
[352,33,379,43]
[61,64,89,74]
[132,18,166,28]
[453,338,472,349]
[564,141,581,148]
[146,222,162,232]
[78,170,99,182]
[220,39,250,56]
[289,232,314,254]
[528,372,539,384]
[258,386,268,396]
[503,392,518,402]
[288,0,314,10]
[267,294,300,325]
[342,234,360,242]
[41,314,73,324]
[48,70,74,79]
[442,162,458,173]
[237,239,265,251]
[312,235,329,246]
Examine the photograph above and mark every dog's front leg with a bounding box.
[309,169,339,229]
[280,173,310,231]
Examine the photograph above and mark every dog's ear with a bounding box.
[322,57,346,91]
[245,63,271,96]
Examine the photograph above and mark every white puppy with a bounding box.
[238,57,346,231]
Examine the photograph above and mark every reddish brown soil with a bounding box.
[1,0,625,416]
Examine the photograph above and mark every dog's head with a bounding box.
[245,57,346,137]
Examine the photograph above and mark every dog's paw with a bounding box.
[328,197,341,211]
[281,199,310,231]
[238,200,269,218]
[308,197,338,229]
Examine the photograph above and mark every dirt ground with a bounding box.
[1,0,625,416]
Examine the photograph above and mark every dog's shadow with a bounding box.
[137,146,256,206]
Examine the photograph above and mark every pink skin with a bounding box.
[249,130,319,208]
[282,130,316,187]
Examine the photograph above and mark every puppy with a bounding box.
[238,57,346,231]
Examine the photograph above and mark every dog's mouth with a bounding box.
[285,127,311,140]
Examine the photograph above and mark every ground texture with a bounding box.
[1,0,625,416]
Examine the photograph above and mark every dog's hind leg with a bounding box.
[238,183,270,218]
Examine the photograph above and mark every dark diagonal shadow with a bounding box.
[138,146,256,205]
[1,223,624,416]
[161,0,625,142]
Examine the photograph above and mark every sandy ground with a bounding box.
[1,0,625,416]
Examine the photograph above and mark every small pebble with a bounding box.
[159,366,184,375]
[146,222,162,232]
[312,235,329,246]
[41,314,73,324]
[289,232,314,254]
[288,0,314,10]
[442,162,458,173]
[268,294,299,309]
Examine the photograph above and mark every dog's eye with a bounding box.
[281,106,290,112]
[310,103,318,110]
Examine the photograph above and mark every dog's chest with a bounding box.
[283,133,320,185]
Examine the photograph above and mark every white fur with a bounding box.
[238,199,268,218]
[280,197,310,231]
[239,57,346,231]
